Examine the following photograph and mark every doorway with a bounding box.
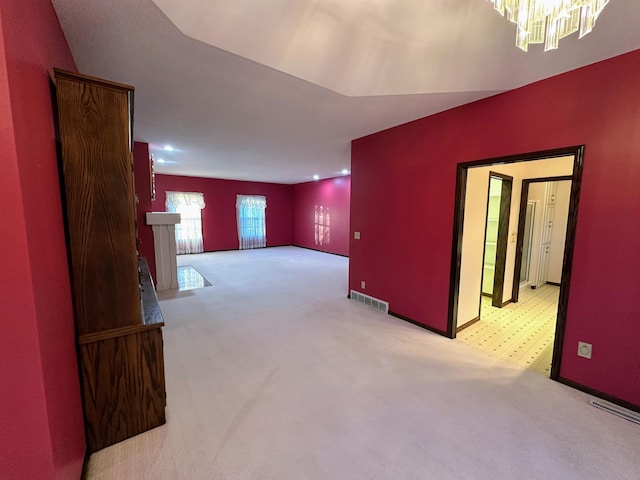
[447,146,584,380]
[512,176,573,303]
[481,173,513,308]
[463,177,572,375]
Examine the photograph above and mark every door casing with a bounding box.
[447,146,585,380]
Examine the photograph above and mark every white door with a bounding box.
[546,181,558,204]
[537,244,550,287]
[541,204,555,245]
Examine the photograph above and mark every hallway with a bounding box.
[457,285,559,375]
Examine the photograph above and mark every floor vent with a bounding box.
[589,398,640,426]
[350,290,389,314]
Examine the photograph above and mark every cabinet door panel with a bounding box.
[546,181,558,204]
[537,245,550,287]
[80,329,166,452]
[56,73,140,334]
[541,204,555,245]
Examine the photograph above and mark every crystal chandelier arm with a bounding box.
[486,0,610,51]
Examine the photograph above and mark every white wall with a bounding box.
[457,156,574,329]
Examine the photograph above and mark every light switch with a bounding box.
[354,231,361,240]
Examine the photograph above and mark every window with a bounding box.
[166,191,205,254]
[236,195,266,249]
[314,205,331,246]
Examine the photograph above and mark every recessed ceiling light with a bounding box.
[341,169,350,175]
[162,145,175,151]
[312,175,320,181]
[156,158,166,163]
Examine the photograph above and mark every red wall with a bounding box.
[350,50,640,408]
[0,0,86,478]
[152,174,293,251]
[293,176,351,256]
[133,142,157,280]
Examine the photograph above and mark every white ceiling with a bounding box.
[51,0,640,184]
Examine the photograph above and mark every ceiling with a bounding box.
[51,0,640,184]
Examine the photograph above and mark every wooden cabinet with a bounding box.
[55,71,140,335]
[54,69,166,452]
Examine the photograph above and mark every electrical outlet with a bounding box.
[361,280,366,289]
[577,341,592,359]
[354,231,361,240]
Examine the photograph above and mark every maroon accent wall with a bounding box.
[350,50,640,408]
[152,174,293,251]
[293,176,351,256]
[133,142,157,280]
[0,0,86,478]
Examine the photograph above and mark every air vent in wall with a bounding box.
[350,290,389,314]
[589,398,640,425]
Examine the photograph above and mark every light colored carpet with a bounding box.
[457,285,559,375]
[87,246,640,480]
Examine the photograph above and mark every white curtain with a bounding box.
[166,191,205,254]
[236,195,266,249]
[314,205,331,246]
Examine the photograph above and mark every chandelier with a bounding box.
[487,0,610,51]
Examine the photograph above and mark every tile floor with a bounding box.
[457,284,559,375]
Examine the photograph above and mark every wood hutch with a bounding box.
[54,69,166,452]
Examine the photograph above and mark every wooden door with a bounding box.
[479,172,513,308]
